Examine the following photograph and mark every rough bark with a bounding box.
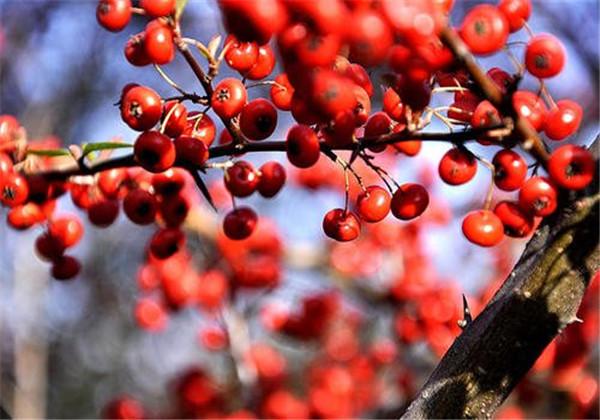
[402,141,599,419]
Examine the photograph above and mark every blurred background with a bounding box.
[0,0,598,418]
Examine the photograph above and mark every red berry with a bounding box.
[49,216,84,248]
[159,194,189,227]
[88,199,120,227]
[35,233,65,261]
[438,148,477,185]
[183,112,216,146]
[286,125,321,169]
[547,145,594,190]
[322,209,361,242]
[258,162,286,198]
[393,140,422,157]
[0,152,13,175]
[0,173,29,207]
[544,100,583,141]
[103,397,144,420]
[239,99,278,141]
[98,169,128,199]
[322,110,356,148]
[224,161,260,198]
[519,176,558,217]
[309,71,356,119]
[120,85,162,131]
[487,67,515,94]
[356,186,391,223]
[152,169,186,196]
[462,210,504,247]
[347,10,393,67]
[7,204,45,230]
[140,0,175,18]
[364,112,392,152]
[134,297,168,331]
[498,0,531,32]
[162,101,188,138]
[492,149,527,191]
[218,0,287,45]
[270,74,294,111]
[525,34,566,79]
[512,91,547,132]
[97,0,131,32]
[211,78,248,119]
[174,135,209,166]
[295,32,341,68]
[460,5,509,56]
[144,20,175,65]
[150,228,185,259]
[494,200,535,238]
[225,36,259,72]
[134,131,176,173]
[124,189,157,225]
[125,34,151,66]
[223,207,257,240]
[246,45,276,80]
[471,100,502,144]
[391,183,430,220]
[51,255,81,280]
[0,115,19,144]
[382,88,405,123]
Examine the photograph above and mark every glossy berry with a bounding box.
[519,176,558,217]
[120,85,162,131]
[547,145,594,190]
[246,45,276,80]
[162,101,188,138]
[347,10,393,67]
[498,0,531,32]
[0,152,13,175]
[0,115,19,144]
[7,204,45,230]
[150,228,185,259]
[0,173,29,207]
[239,99,278,141]
[323,209,361,242]
[140,0,175,18]
[544,100,583,141]
[382,88,405,123]
[391,183,430,220]
[393,140,422,157]
[223,207,257,240]
[152,169,185,196]
[51,255,81,280]
[125,34,151,66]
[462,210,504,247]
[525,34,566,79]
[471,100,502,144]
[322,110,355,148]
[493,149,527,191]
[184,112,216,146]
[159,194,189,227]
[174,135,209,166]
[144,20,175,65]
[438,148,477,185]
[124,189,157,225]
[49,216,83,248]
[356,186,391,223]
[134,131,176,173]
[364,112,392,152]
[494,200,535,238]
[512,91,547,132]
[270,74,294,111]
[97,0,131,32]
[211,78,247,119]
[224,161,259,198]
[218,0,287,45]
[35,233,65,261]
[460,5,509,56]
[134,298,167,331]
[88,199,120,227]
[286,125,320,169]
[258,161,286,198]
[97,169,128,199]
[225,36,258,72]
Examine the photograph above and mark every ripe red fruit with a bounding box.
[0,152,13,175]
[150,228,185,259]
[223,207,258,240]
[96,0,131,32]
[525,34,566,79]
[471,100,502,144]
[548,145,594,190]
[544,100,583,141]
[184,112,216,146]
[225,161,259,198]
[258,162,286,198]
[356,186,391,223]
[512,91,547,132]
[0,115,19,144]
[134,131,176,173]
[7,203,45,230]
[393,140,422,157]
[139,0,175,18]
[102,397,144,420]
[347,10,393,67]
[218,0,287,45]
[310,71,356,119]
[97,169,128,199]
[144,20,175,65]
[460,5,509,56]
[322,111,355,148]
[270,74,294,111]
[197,270,228,310]
[462,210,504,247]
[159,194,189,227]
[322,209,361,242]
[0,173,29,207]
[125,34,151,66]
[124,189,157,225]
[225,36,258,72]
[162,101,188,138]
[438,148,477,185]
[120,85,162,131]
[492,149,527,191]
[134,298,167,331]
[519,176,558,217]
[382,88,405,122]
[494,200,535,238]
[211,78,247,119]
[174,135,209,166]
[49,216,83,248]
[498,0,531,32]
[35,233,65,261]
[286,125,321,168]
[239,99,278,141]
[246,45,276,80]
[487,67,515,94]
[51,255,81,280]
[364,112,392,152]
[152,169,186,196]
[391,183,430,220]
[88,199,120,227]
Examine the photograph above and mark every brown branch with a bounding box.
[401,139,599,419]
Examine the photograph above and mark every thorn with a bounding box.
[189,169,217,212]
[458,294,473,330]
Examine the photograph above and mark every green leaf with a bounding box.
[26,149,71,157]
[82,142,133,155]
[175,0,189,20]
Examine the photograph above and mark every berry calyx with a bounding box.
[120,85,162,131]
[460,5,509,56]
[525,34,566,79]
[211,78,247,119]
